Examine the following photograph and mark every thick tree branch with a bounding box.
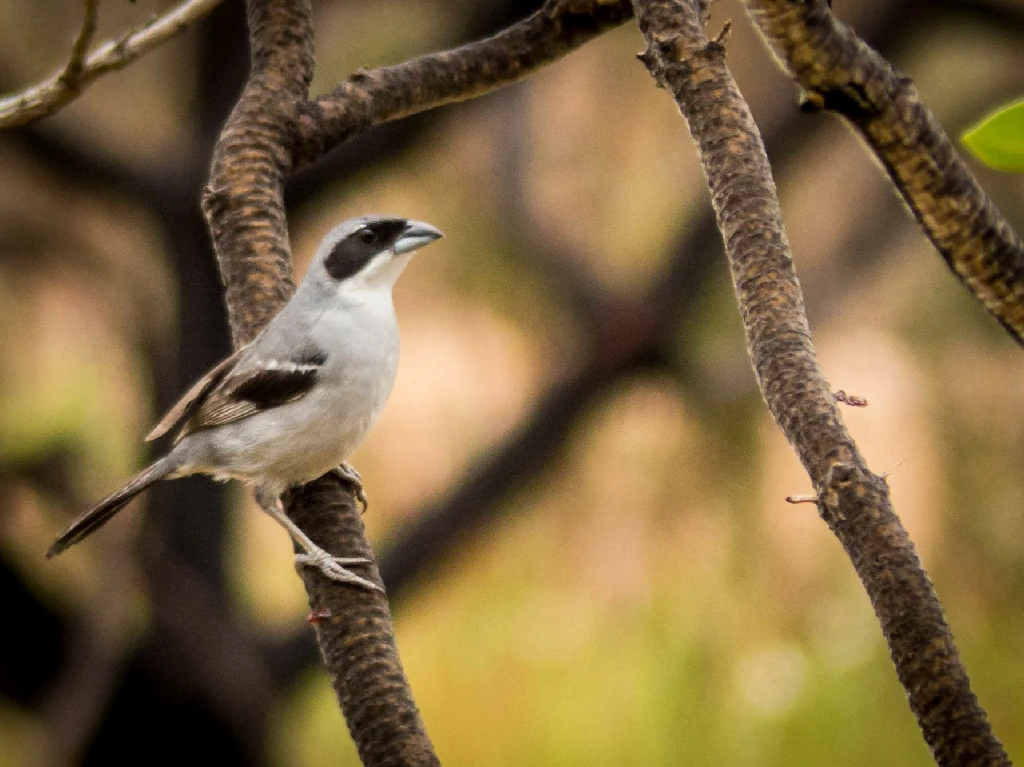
[292,0,634,167]
[631,0,1011,764]
[741,0,1024,346]
[0,0,223,129]
[201,1,437,764]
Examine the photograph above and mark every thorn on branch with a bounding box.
[834,390,868,407]
[786,494,819,505]
[798,90,825,113]
[712,20,732,48]
[306,607,333,625]
[881,457,906,479]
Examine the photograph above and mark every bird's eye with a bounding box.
[358,228,377,244]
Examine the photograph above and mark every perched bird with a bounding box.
[47,215,443,591]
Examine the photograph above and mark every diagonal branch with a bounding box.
[292,0,634,167]
[201,1,437,765]
[0,0,223,129]
[741,0,1024,346]
[630,0,1011,764]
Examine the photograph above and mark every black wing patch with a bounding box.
[231,365,319,408]
[168,347,328,442]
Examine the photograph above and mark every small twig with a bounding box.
[834,390,868,407]
[881,457,906,479]
[61,0,101,90]
[785,494,819,505]
[0,0,223,129]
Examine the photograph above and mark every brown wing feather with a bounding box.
[177,398,260,441]
[175,360,323,443]
[145,348,244,443]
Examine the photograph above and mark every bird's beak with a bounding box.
[392,220,444,255]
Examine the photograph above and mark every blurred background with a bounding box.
[1,0,1022,764]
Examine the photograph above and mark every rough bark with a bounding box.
[742,0,1024,346]
[630,0,1011,764]
[292,0,635,167]
[201,1,437,764]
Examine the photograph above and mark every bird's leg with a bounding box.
[254,486,381,592]
[330,462,368,513]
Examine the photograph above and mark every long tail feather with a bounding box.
[46,456,177,558]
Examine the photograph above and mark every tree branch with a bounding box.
[0,0,223,129]
[631,0,1011,764]
[200,0,437,764]
[292,0,635,167]
[741,0,1024,346]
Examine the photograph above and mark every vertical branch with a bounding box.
[201,1,438,764]
[630,1,1011,764]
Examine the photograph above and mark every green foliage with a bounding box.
[961,98,1024,173]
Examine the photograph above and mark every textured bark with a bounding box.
[292,0,634,167]
[201,1,437,764]
[742,0,1024,346]
[630,1,1011,764]
[286,476,438,767]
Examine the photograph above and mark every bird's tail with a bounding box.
[46,455,178,558]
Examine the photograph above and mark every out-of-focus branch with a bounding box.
[0,0,223,129]
[65,0,100,88]
[292,0,634,167]
[201,0,438,764]
[631,0,1011,764]
[741,0,1024,346]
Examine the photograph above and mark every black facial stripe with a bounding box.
[323,218,409,281]
[366,218,408,247]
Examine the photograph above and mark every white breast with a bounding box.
[194,290,401,487]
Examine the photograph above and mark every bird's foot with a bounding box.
[295,548,381,592]
[331,462,368,513]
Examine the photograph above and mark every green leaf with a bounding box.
[961,97,1024,173]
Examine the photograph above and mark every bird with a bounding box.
[46,215,443,592]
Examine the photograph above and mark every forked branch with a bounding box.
[201,0,636,764]
[0,0,223,129]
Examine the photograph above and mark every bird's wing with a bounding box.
[145,348,245,442]
[146,344,329,444]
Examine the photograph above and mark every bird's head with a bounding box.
[307,215,443,295]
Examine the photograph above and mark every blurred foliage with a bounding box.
[962,97,1024,173]
[1,0,1023,765]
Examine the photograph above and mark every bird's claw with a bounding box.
[295,551,382,592]
[332,462,368,513]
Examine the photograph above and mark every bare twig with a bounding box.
[631,0,1011,763]
[0,0,223,129]
[63,0,101,90]
[741,0,1024,346]
[785,494,819,505]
